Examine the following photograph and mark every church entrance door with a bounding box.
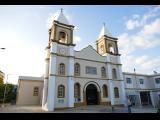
[86,84,98,105]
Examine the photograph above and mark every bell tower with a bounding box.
[96,23,126,106]
[48,8,75,47]
[96,23,119,56]
[42,9,75,111]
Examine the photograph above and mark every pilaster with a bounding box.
[67,45,74,107]
[42,47,50,108]
[108,80,114,105]
[45,42,58,111]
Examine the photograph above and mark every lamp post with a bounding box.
[1,47,7,107]
[0,48,6,50]
[2,74,11,107]
[0,47,6,71]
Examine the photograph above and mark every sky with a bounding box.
[0,5,160,84]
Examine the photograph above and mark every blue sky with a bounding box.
[0,5,160,84]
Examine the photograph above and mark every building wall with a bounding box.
[150,75,160,89]
[43,43,124,109]
[16,52,160,108]
[55,76,68,108]
[74,58,106,79]
[123,73,160,107]
[16,79,43,105]
[123,73,160,90]
[74,78,110,103]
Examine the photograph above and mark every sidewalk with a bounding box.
[131,106,157,113]
[0,105,158,113]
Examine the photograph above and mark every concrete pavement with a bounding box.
[0,105,158,113]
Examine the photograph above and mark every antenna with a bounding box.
[60,8,63,13]
[103,22,105,26]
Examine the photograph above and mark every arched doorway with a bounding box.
[86,84,99,105]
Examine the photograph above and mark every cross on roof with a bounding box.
[103,22,105,26]
[61,8,63,13]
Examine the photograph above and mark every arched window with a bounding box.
[59,63,65,75]
[101,67,106,78]
[112,68,117,79]
[74,83,81,102]
[100,45,104,54]
[108,44,115,53]
[114,87,119,98]
[58,85,65,98]
[74,63,80,76]
[102,85,108,98]
[59,31,67,43]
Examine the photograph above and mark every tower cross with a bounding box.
[103,22,105,26]
[61,8,63,13]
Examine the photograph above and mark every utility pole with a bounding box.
[2,74,11,107]
[0,48,6,50]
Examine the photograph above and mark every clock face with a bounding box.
[60,48,66,55]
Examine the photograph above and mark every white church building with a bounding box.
[16,10,160,111]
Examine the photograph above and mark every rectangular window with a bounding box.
[155,78,160,84]
[126,78,132,84]
[139,79,144,84]
[85,66,97,75]
[33,87,39,96]
[58,85,65,98]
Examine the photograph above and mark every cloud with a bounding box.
[119,18,160,55]
[125,5,160,30]
[126,19,140,30]
[118,33,135,55]
[135,55,148,64]
[141,57,160,70]
[119,7,160,74]
[133,14,140,19]
[140,18,160,36]
[121,54,160,74]
[73,36,81,44]
[39,5,46,9]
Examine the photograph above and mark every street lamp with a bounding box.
[1,47,8,107]
[2,74,12,107]
[0,48,6,50]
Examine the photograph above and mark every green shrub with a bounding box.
[0,84,15,103]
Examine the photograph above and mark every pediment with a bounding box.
[75,45,105,62]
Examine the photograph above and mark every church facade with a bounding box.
[16,10,160,111]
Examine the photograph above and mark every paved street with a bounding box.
[0,105,158,113]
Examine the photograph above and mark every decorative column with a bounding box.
[68,45,74,107]
[118,65,126,106]
[42,47,50,109]
[138,92,142,107]
[150,92,155,108]
[46,42,57,111]
[105,55,115,105]
[108,80,114,105]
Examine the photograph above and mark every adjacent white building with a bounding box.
[124,72,160,108]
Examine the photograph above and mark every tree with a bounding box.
[0,84,15,103]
